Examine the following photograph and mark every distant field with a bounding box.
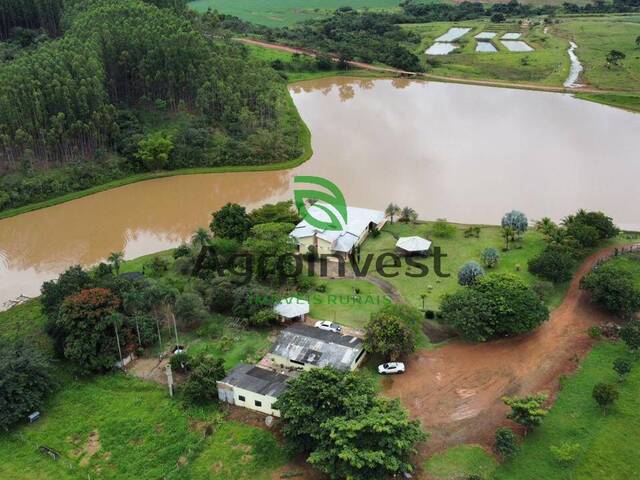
[553,15,640,91]
[405,21,570,86]
[188,0,400,27]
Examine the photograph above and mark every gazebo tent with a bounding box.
[395,236,432,254]
[274,297,310,322]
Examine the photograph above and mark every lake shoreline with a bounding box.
[0,94,313,222]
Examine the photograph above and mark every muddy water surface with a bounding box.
[1,77,639,305]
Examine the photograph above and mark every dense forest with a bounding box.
[0,0,304,211]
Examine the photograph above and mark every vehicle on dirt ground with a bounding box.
[378,362,406,374]
[314,320,342,333]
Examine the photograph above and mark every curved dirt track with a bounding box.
[383,245,628,460]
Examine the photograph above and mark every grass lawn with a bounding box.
[0,374,287,480]
[494,341,640,480]
[309,278,389,329]
[424,444,498,479]
[180,420,287,479]
[405,21,569,86]
[188,0,399,27]
[553,15,640,91]
[361,221,557,311]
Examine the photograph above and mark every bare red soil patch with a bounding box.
[384,246,626,460]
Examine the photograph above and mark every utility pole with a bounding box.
[165,364,174,397]
[156,316,163,358]
[113,320,124,369]
[171,312,179,346]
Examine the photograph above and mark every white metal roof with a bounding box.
[290,203,385,253]
[396,236,432,252]
[274,297,310,318]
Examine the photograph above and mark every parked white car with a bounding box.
[314,320,342,333]
[378,362,406,374]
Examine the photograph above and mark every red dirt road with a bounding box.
[384,245,627,459]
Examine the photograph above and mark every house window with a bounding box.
[238,395,245,402]
[255,400,262,407]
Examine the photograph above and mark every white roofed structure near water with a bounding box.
[396,236,432,253]
[274,297,310,319]
[290,203,385,254]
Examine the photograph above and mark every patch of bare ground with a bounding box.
[384,245,628,470]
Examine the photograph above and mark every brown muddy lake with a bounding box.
[1,77,639,305]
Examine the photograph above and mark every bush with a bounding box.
[503,393,548,430]
[175,292,208,328]
[587,326,603,339]
[550,442,581,466]
[183,355,226,405]
[249,308,278,327]
[173,243,192,259]
[0,339,55,430]
[458,261,485,286]
[528,246,576,283]
[173,256,193,275]
[170,352,192,373]
[481,248,499,268]
[613,357,632,379]
[592,382,619,413]
[621,321,640,351]
[495,427,519,458]
[431,219,456,238]
[581,263,640,319]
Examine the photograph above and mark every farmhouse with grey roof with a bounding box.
[217,364,290,417]
[268,323,366,372]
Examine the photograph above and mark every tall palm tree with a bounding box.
[400,206,416,223]
[190,228,211,249]
[385,203,401,224]
[108,251,124,275]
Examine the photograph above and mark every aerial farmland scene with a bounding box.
[1,0,639,479]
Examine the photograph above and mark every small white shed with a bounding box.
[274,297,310,322]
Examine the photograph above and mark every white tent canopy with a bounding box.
[396,236,432,253]
[274,297,310,319]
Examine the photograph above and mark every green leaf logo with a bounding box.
[294,176,348,231]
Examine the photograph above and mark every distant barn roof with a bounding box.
[220,364,290,398]
[270,323,364,371]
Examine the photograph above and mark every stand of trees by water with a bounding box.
[0,0,304,212]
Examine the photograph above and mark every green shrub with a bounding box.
[431,219,456,238]
[549,442,581,466]
[528,246,576,283]
[170,352,192,373]
[495,427,519,458]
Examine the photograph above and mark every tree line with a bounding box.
[0,0,304,211]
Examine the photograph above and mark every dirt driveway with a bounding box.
[384,245,626,460]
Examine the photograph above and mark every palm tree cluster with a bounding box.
[385,203,418,224]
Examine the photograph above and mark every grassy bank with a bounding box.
[575,92,640,113]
